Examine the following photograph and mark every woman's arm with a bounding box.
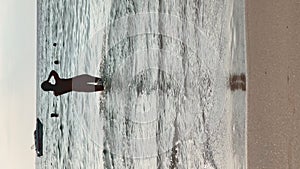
[46,70,60,81]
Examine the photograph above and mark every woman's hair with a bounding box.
[41,81,54,91]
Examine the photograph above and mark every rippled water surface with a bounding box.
[36,0,246,168]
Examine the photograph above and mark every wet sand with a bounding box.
[247,0,300,168]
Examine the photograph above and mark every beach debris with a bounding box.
[229,73,246,91]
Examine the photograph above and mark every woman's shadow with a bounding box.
[41,70,104,96]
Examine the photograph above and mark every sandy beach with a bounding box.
[247,0,300,168]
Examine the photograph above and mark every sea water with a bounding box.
[36,0,246,168]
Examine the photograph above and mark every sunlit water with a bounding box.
[36,0,246,168]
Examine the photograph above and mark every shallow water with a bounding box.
[36,0,246,168]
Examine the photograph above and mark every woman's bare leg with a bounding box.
[73,74,100,82]
[72,74,102,92]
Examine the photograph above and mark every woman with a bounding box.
[41,70,104,96]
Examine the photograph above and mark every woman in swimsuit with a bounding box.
[41,70,104,96]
